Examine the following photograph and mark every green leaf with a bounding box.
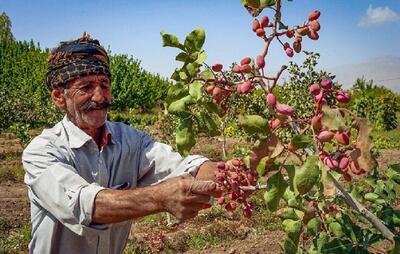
[321,105,345,131]
[179,70,188,81]
[168,95,194,115]
[195,51,207,65]
[240,0,260,8]
[175,118,195,156]
[328,222,344,238]
[184,28,205,53]
[259,0,276,8]
[198,111,220,137]
[321,238,349,254]
[278,21,288,30]
[160,31,184,50]
[284,164,296,191]
[291,134,312,149]
[364,192,379,202]
[387,164,400,184]
[238,114,270,136]
[199,69,215,80]
[202,101,222,115]
[189,81,203,101]
[280,208,301,221]
[170,69,181,81]
[175,52,189,62]
[166,82,188,105]
[293,155,320,196]
[186,63,197,77]
[264,171,288,212]
[282,219,302,254]
[307,218,321,236]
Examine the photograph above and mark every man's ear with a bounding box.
[51,89,66,109]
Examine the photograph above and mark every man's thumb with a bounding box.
[190,180,216,195]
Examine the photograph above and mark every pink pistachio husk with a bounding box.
[311,114,322,131]
[335,131,350,145]
[323,156,339,169]
[320,78,333,90]
[285,47,294,57]
[266,93,277,107]
[212,64,223,72]
[256,55,265,69]
[217,196,225,205]
[350,161,364,175]
[260,16,269,28]
[276,103,294,116]
[240,57,252,65]
[339,156,350,170]
[239,81,254,94]
[336,91,351,103]
[309,83,320,96]
[232,64,241,73]
[317,130,335,142]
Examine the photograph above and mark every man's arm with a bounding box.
[92,174,216,224]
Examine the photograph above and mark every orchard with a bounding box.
[161,0,400,253]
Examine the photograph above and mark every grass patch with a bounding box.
[372,112,400,149]
[0,222,31,253]
[0,166,25,183]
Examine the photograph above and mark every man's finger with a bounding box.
[189,180,216,195]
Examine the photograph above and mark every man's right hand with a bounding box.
[155,174,217,221]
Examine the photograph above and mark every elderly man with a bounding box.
[22,33,219,254]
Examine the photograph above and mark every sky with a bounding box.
[1,0,400,87]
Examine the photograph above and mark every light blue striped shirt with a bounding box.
[22,116,208,254]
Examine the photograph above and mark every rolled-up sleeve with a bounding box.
[22,139,106,236]
[136,132,209,186]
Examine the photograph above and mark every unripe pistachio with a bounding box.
[320,78,333,90]
[286,30,294,38]
[285,47,294,57]
[350,161,363,175]
[217,161,226,170]
[336,91,351,103]
[256,55,265,69]
[323,156,339,169]
[309,83,320,95]
[206,85,215,95]
[212,64,223,72]
[309,20,320,31]
[308,30,319,40]
[311,114,322,131]
[335,131,350,145]
[266,93,277,107]
[288,142,297,152]
[252,19,261,32]
[240,64,252,73]
[225,202,237,211]
[243,208,253,218]
[276,103,294,116]
[339,156,350,170]
[283,42,290,49]
[297,26,310,36]
[232,64,241,73]
[308,10,321,21]
[317,130,334,142]
[270,118,282,130]
[293,41,302,53]
[240,57,252,65]
[256,28,265,37]
[217,196,225,205]
[260,16,269,28]
[239,80,253,94]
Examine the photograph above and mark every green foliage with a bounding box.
[279,52,336,120]
[108,109,158,130]
[109,54,172,111]
[350,77,399,131]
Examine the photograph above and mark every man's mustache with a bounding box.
[81,100,112,111]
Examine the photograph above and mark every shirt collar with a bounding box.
[62,115,114,149]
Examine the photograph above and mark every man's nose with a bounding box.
[91,85,105,103]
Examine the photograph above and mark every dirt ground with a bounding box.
[0,129,399,253]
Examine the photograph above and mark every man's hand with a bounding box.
[155,174,217,221]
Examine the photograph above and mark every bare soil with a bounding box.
[1,129,399,253]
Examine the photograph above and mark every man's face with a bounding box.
[62,74,111,130]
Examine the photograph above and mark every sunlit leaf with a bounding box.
[321,105,345,131]
[294,155,320,196]
[184,28,205,53]
[264,171,288,212]
[160,31,184,50]
[175,118,195,156]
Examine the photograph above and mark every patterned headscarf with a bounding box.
[46,32,111,90]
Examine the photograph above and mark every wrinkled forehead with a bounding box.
[67,74,111,88]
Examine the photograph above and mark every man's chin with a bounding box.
[84,110,107,127]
